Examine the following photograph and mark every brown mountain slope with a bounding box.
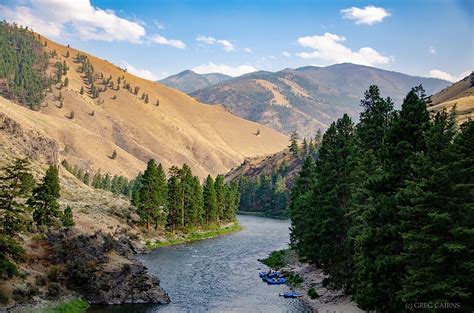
[191,64,450,137]
[1,34,288,179]
[428,72,474,124]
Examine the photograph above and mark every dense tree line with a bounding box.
[0,22,51,109]
[289,85,473,311]
[132,160,239,232]
[0,159,73,281]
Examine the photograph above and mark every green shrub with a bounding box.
[308,287,319,299]
[287,272,304,286]
[261,249,287,268]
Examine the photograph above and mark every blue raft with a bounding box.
[267,277,287,285]
[279,291,303,298]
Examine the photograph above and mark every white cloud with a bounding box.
[341,5,390,25]
[151,34,186,49]
[193,62,256,77]
[282,51,291,57]
[268,55,276,60]
[154,20,165,30]
[0,0,145,43]
[429,46,437,55]
[295,32,392,66]
[428,69,470,82]
[244,48,253,53]
[196,35,235,52]
[121,61,158,81]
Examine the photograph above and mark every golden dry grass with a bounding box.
[2,34,289,179]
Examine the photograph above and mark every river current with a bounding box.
[88,215,310,312]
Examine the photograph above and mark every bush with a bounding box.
[46,282,61,299]
[287,272,304,286]
[308,287,319,299]
[261,249,287,268]
[48,265,62,282]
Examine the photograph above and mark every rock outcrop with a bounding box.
[47,230,170,305]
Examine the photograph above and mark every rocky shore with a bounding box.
[47,230,170,305]
[262,250,363,313]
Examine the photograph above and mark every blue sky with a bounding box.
[1,0,472,82]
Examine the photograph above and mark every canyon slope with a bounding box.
[1,34,288,180]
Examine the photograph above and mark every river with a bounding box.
[87,215,310,312]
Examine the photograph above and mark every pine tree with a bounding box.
[203,175,217,226]
[288,131,299,157]
[137,160,168,230]
[289,156,316,255]
[302,138,308,157]
[28,165,61,228]
[0,159,34,235]
[80,86,84,95]
[167,170,182,233]
[62,205,74,227]
[214,175,225,223]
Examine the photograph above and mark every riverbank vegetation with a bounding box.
[145,223,242,249]
[289,85,473,312]
[39,297,89,313]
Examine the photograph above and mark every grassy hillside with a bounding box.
[0,27,288,180]
[191,63,450,137]
[159,70,231,93]
[428,72,474,124]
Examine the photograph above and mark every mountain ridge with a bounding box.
[0,30,288,180]
[159,70,231,93]
[190,63,450,137]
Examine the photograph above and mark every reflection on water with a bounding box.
[88,215,310,313]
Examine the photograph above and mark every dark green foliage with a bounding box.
[28,165,61,227]
[308,287,319,299]
[203,175,217,225]
[261,250,287,268]
[288,131,299,157]
[62,206,74,227]
[0,158,33,280]
[0,22,50,109]
[136,160,168,230]
[289,85,474,312]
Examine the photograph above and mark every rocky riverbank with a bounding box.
[262,249,363,313]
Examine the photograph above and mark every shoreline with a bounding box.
[237,211,288,220]
[261,249,363,313]
[144,222,243,249]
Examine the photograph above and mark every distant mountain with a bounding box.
[159,70,231,93]
[190,63,451,137]
[428,72,474,124]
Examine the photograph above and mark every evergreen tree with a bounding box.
[288,131,299,157]
[62,205,74,227]
[214,175,225,223]
[167,170,182,233]
[203,175,217,225]
[137,160,167,230]
[28,165,61,227]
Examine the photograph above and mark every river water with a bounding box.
[88,215,310,312]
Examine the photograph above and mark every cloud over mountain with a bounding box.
[296,32,392,66]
